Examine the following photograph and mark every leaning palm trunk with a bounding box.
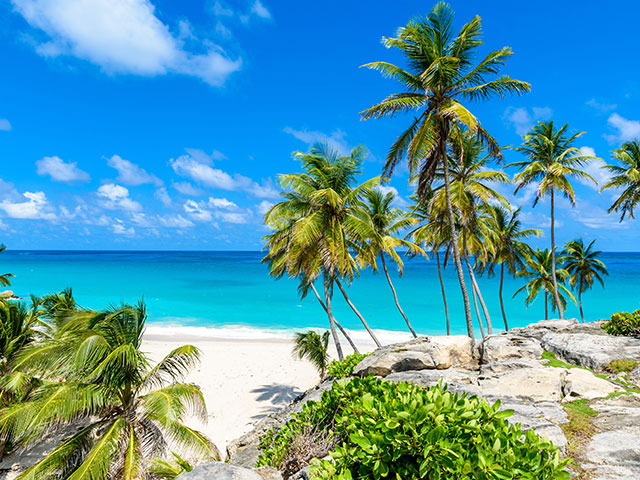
[578,278,585,323]
[550,190,564,318]
[463,251,493,335]
[380,253,417,338]
[324,274,344,361]
[544,291,549,320]
[335,278,382,348]
[441,136,474,339]
[471,281,486,339]
[499,263,509,330]
[310,283,360,354]
[435,250,450,335]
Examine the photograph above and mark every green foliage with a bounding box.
[601,140,640,220]
[326,353,369,379]
[149,452,194,479]
[0,244,14,288]
[292,331,330,380]
[258,376,570,479]
[601,310,640,337]
[541,351,583,370]
[561,399,597,459]
[605,359,639,374]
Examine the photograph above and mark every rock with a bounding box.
[478,367,566,402]
[385,368,478,386]
[176,462,278,480]
[511,318,579,340]
[542,332,640,371]
[480,335,543,364]
[479,359,543,374]
[562,368,621,401]
[287,466,309,480]
[255,466,284,480]
[353,336,474,377]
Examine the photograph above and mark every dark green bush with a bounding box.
[601,310,640,337]
[326,352,369,379]
[257,376,570,480]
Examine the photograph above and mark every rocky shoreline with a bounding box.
[185,319,640,480]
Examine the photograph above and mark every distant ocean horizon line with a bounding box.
[6,249,640,254]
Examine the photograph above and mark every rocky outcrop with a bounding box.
[563,368,621,400]
[177,463,282,480]
[480,334,543,364]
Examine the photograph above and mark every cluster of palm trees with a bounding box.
[262,2,632,357]
[0,290,217,479]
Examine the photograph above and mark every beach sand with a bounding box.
[143,332,381,455]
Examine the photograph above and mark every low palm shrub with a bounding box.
[257,376,569,479]
[326,352,369,379]
[601,310,640,337]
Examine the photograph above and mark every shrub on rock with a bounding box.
[601,310,640,337]
[327,352,369,379]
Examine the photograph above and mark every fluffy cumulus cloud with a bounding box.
[577,147,611,190]
[283,127,352,155]
[256,200,273,216]
[97,184,142,211]
[169,149,278,198]
[11,0,242,86]
[209,197,236,209]
[604,113,640,143]
[183,199,212,222]
[154,187,171,207]
[172,181,204,196]
[183,198,249,224]
[0,191,56,219]
[504,106,552,135]
[0,119,11,131]
[107,155,162,186]
[111,219,135,236]
[35,156,90,182]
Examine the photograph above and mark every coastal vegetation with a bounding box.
[601,309,640,336]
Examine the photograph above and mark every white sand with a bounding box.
[142,331,386,455]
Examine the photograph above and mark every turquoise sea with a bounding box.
[2,251,638,337]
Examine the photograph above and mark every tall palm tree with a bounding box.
[601,140,640,220]
[264,143,380,358]
[509,121,598,319]
[292,330,330,380]
[0,245,14,288]
[482,206,541,330]
[358,188,423,337]
[514,248,575,320]
[0,302,218,479]
[563,239,608,323]
[361,2,530,338]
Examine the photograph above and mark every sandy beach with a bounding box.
[143,331,384,454]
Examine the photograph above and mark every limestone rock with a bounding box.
[511,318,579,340]
[478,367,566,402]
[479,359,543,374]
[563,368,621,401]
[176,462,279,480]
[542,332,640,371]
[353,336,473,377]
[480,335,543,364]
[385,368,478,386]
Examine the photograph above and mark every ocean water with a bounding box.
[1,250,638,338]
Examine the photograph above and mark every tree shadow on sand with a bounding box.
[249,383,304,420]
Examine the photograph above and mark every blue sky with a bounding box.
[0,0,639,250]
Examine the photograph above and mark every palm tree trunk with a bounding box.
[309,283,359,354]
[550,189,564,318]
[380,253,417,338]
[544,291,548,320]
[435,250,450,335]
[441,138,474,339]
[499,263,508,330]
[578,278,585,323]
[464,250,493,335]
[335,278,382,348]
[324,273,344,361]
[471,279,486,339]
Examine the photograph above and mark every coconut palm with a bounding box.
[0,245,14,288]
[0,301,218,479]
[563,239,608,323]
[601,140,640,220]
[357,188,424,337]
[292,330,330,380]
[149,452,194,479]
[263,143,381,358]
[514,248,575,320]
[482,206,541,330]
[361,2,529,338]
[509,121,598,319]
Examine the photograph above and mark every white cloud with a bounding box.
[571,203,629,230]
[97,184,142,211]
[0,119,11,131]
[213,0,272,24]
[158,215,193,228]
[170,149,279,198]
[216,211,248,224]
[107,155,162,186]
[257,200,273,216]
[577,146,610,190]
[183,199,212,222]
[35,155,90,183]
[283,127,351,155]
[250,0,271,19]
[374,184,409,207]
[586,98,617,112]
[154,187,171,206]
[111,219,135,236]
[172,181,204,196]
[208,197,237,209]
[504,106,553,135]
[604,113,640,143]
[131,211,193,228]
[0,191,56,219]
[11,0,241,86]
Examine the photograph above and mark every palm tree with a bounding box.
[0,301,218,479]
[263,143,381,358]
[514,248,575,320]
[358,188,424,338]
[509,121,598,319]
[601,140,640,220]
[482,206,541,330]
[563,239,608,323]
[149,452,194,480]
[361,2,530,338]
[292,330,330,380]
[0,245,14,288]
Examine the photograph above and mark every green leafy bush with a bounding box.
[326,352,369,379]
[257,376,570,479]
[601,310,640,337]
